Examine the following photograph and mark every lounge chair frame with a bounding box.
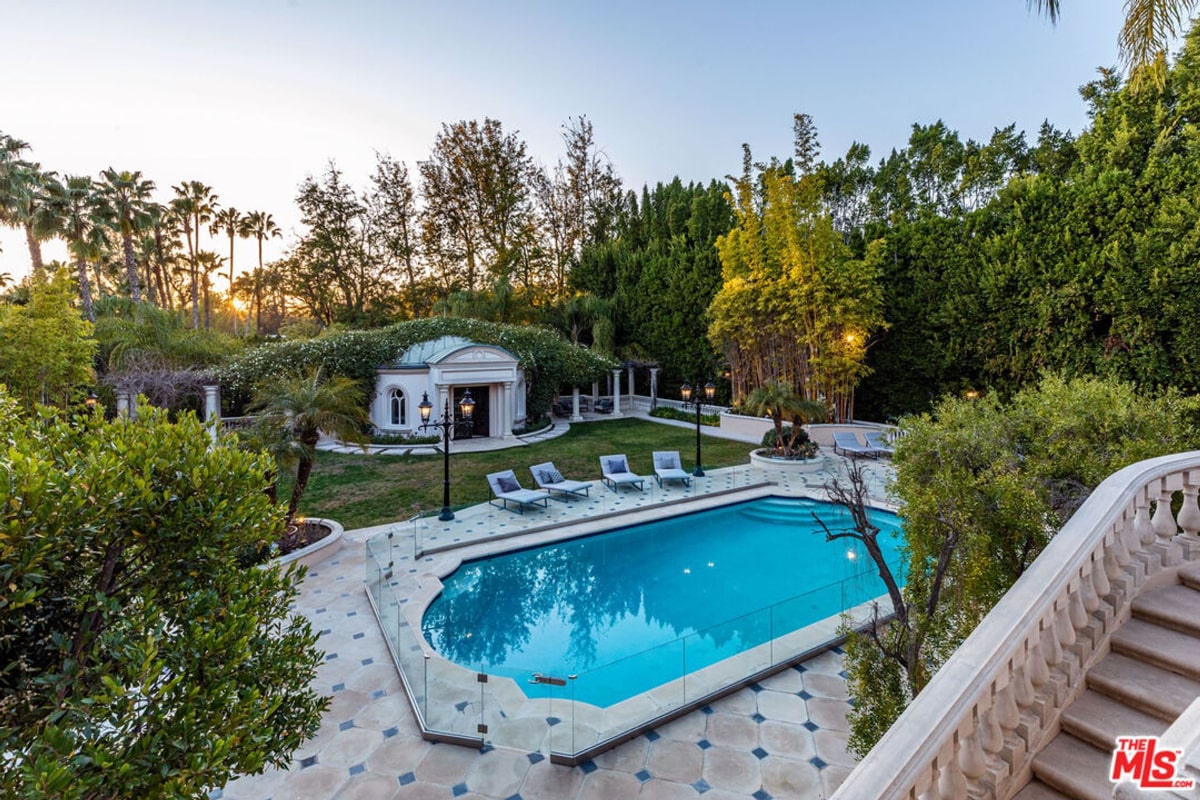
[486,470,550,514]
[652,451,692,487]
[529,461,592,502]
[599,454,645,492]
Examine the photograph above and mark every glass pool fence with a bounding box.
[365,524,902,761]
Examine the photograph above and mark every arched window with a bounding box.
[389,388,406,427]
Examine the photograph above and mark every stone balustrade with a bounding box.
[830,451,1200,800]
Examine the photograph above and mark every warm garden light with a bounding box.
[681,380,716,477]
[418,390,474,521]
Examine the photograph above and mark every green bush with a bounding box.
[370,432,440,445]
[650,405,721,426]
[220,318,617,421]
[513,416,552,436]
[758,423,819,459]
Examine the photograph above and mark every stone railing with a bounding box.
[831,451,1200,800]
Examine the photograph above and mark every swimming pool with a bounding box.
[421,496,904,707]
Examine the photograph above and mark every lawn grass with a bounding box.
[294,418,754,530]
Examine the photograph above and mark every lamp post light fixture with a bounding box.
[85,391,98,410]
[680,380,716,477]
[418,389,475,521]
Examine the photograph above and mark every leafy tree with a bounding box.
[249,367,369,523]
[0,393,327,798]
[839,374,1200,756]
[44,175,105,322]
[0,268,96,410]
[365,154,424,316]
[742,379,826,454]
[171,181,219,329]
[243,210,282,332]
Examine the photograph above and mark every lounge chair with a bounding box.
[863,431,895,457]
[832,432,878,459]
[652,451,692,487]
[599,454,645,491]
[486,470,550,514]
[529,462,592,501]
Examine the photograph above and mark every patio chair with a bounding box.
[599,454,645,492]
[529,461,593,501]
[486,470,550,514]
[832,432,879,459]
[863,430,895,458]
[652,451,691,487]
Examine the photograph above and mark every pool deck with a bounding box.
[217,451,894,800]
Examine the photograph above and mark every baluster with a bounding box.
[1091,550,1112,598]
[1080,564,1101,613]
[1069,579,1089,628]
[1055,600,1077,649]
[1133,501,1156,547]
[1151,484,1177,541]
[996,676,1020,732]
[938,740,968,799]
[918,763,940,800]
[960,718,988,782]
[1029,637,1050,688]
[1014,654,1037,709]
[1111,520,1132,567]
[1177,483,1200,536]
[1103,535,1122,583]
[981,695,1005,756]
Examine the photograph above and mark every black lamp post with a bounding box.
[418,389,475,521]
[680,380,716,477]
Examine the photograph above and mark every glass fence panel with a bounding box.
[683,606,773,704]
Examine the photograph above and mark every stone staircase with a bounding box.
[1013,563,1200,800]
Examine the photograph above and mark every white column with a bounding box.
[203,384,220,445]
[571,387,582,422]
[650,368,660,410]
[501,382,514,438]
[592,381,599,409]
[612,369,623,416]
[436,383,450,440]
[116,390,132,418]
[627,365,635,407]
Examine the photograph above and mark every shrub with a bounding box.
[758,424,819,458]
[650,405,721,426]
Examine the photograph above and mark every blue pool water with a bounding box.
[422,497,904,707]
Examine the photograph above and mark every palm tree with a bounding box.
[743,379,827,455]
[7,163,60,276]
[249,367,369,524]
[210,207,250,333]
[243,210,281,332]
[45,175,105,321]
[171,181,218,329]
[98,168,156,302]
[1031,0,1199,78]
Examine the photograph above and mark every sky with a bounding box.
[1,0,1130,285]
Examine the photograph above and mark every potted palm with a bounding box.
[742,380,826,471]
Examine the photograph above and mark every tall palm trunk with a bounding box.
[24,224,44,274]
[255,237,264,332]
[122,234,142,301]
[75,255,95,322]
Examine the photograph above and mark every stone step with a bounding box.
[1179,562,1200,591]
[1088,652,1200,722]
[1011,779,1075,800]
[1110,617,1200,681]
[1060,689,1169,752]
[1132,584,1200,638]
[1032,734,1117,800]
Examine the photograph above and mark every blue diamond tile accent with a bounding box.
[320,628,333,635]
[751,713,766,723]
[398,771,416,785]
[504,795,523,800]
[348,763,365,776]
[452,782,469,796]
[839,669,849,679]
[645,730,661,741]
[700,704,714,715]
[300,755,318,769]
[803,720,820,732]
[636,769,652,783]
[580,759,597,774]
[749,682,764,692]
[209,790,224,799]
[352,632,365,640]
[830,645,845,655]
[346,610,358,617]
[455,701,469,712]
[338,720,354,731]
[331,682,345,692]
[546,716,561,727]
[360,657,373,666]
[697,738,712,750]
[810,756,828,770]
[692,778,712,794]
[793,664,808,673]
[798,690,813,700]
[383,727,399,739]
[752,747,768,760]
[370,689,385,699]
[480,744,494,754]
[324,653,338,661]
[315,607,327,614]
[527,752,545,764]
[753,790,773,800]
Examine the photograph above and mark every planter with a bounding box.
[749,448,824,472]
[274,517,344,566]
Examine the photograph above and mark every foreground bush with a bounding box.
[0,393,327,799]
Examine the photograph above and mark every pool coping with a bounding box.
[366,481,901,764]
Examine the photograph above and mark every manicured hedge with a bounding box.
[219,318,618,420]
